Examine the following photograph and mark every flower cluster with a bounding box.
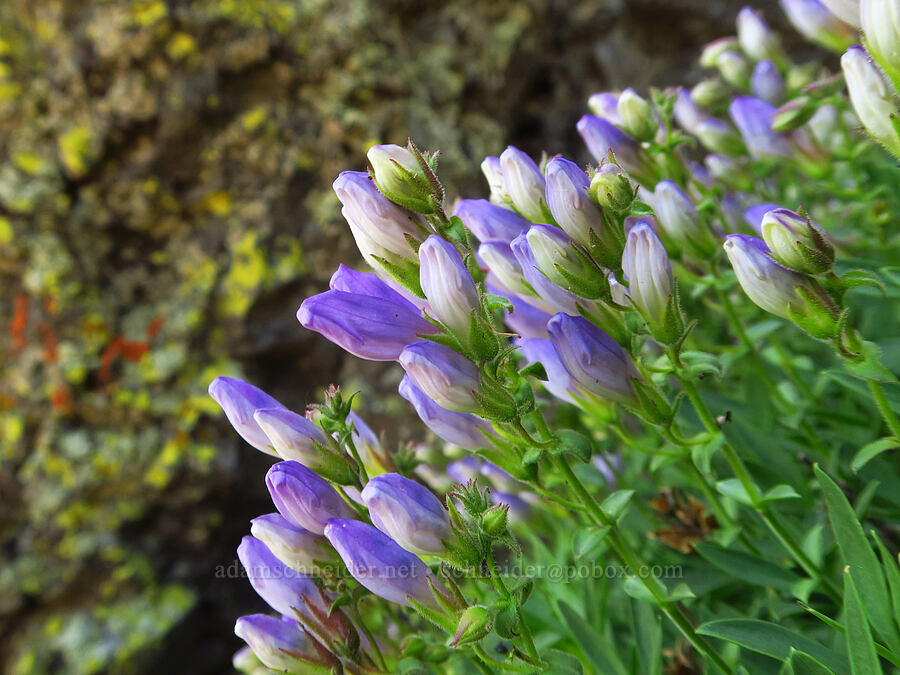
[211,3,900,674]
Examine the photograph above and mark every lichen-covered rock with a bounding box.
[0,0,779,671]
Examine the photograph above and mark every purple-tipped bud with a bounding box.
[333,171,422,270]
[324,519,448,608]
[729,96,792,158]
[253,408,327,466]
[499,146,549,222]
[823,0,860,27]
[517,337,578,404]
[587,91,622,123]
[297,290,438,361]
[208,377,287,455]
[700,37,741,68]
[478,240,532,298]
[367,143,436,214]
[751,60,787,104]
[841,46,900,157]
[744,202,782,233]
[545,157,601,246]
[234,614,314,672]
[454,199,531,243]
[510,232,581,314]
[361,473,452,555]
[577,115,647,178]
[861,2,900,76]
[525,224,605,299]
[760,208,834,273]
[399,375,494,451]
[399,341,481,413]
[250,513,338,574]
[673,89,707,135]
[546,314,640,404]
[329,264,420,313]
[654,180,715,256]
[236,536,329,618]
[266,461,356,534]
[622,222,675,330]
[617,88,658,141]
[419,235,479,335]
[737,7,782,60]
[780,0,856,52]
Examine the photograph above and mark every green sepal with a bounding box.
[551,429,594,463]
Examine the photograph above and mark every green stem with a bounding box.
[554,454,732,674]
[350,606,388,672]
[867,379,900,437]
[488,545,539,661]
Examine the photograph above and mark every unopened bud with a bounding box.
[589,170,634,212]
[482,503,510,536]
[617,88,657,141]
[452,606,493,647]
[761,207,834,274]
[368,143,438,214]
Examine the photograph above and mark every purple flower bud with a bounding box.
[329,264,420,314]
[577,115,646,178]
[253,408,327,466]
[208,377,286,455]
[419,235,479,335]
[673,89,707,135]
[823,0,860,27]
[454,199,531,243]
[297,290,438,361]
[516,337,578,404]
[399,375,494,451]
[744,202,782,233]
[399,341,481,413]
[361,473,452,555]
[324,519,448,608]
[481,156,506,204]
[545,157,602,246]
[250,513,338,574]
[447,456,484,484]
[587,91,622,124]
[781,0,856,52]
[723,234,815,318]
[751,60,787,104]
[841,46,900,156]
[234,614,312,672]
[729,96,792,158]
[525,224,601,298]
[347,411,385,476]
[622,221,674,326]
[236,536,329,618]
[546,314,640,404]
[654,180,714,256]
[617,88,658,141]
[510,232,582,314]
[333,171,422,269]
[266,461,356,534]
[478,240,532,298]
[737,8,781,60]
[761,207,834,273]
[593,453,621,489]
[499,146,549,222]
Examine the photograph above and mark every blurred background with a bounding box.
[0,0,796,672]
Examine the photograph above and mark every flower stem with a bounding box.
[867,378,900,437]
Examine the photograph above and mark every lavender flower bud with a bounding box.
[751,60,787,104]
[399,341,481,413]
[399,375,494,451]
[367,143,436,214]
[673,89,707,135]
[822,0,860,26]
[544,157,600,246]
[250,513,337,574]
[780,0,856,52]
[253,408,327,466]
[510,233,582,314]
[208,377,286,456]
[419,235,479,335]
[525,224,607,299]
[454,199,530,243]
[517,337,578,404]
[617,88,657,141]
[329,264,420,313]
[744,202,782,233]
[841,46,900,157]
[234,614,314,672]
[297,290,438,361]
[654,180,715,257]
[587,91,622,123]
[499,146,551,222]
[481,156,507,205]
[266,461,356,535]
[622,222,678,339]
[236,536,329,618]
[862,1,900,80]
[478,241,532,298]
[729,96,792,158]
[546,313,640,405]
[361,473,452,555]
[324,519,449,609]
[577,115,648,179]
[737,7,782,61]
[761,208,834,273]
[333,171,422,271]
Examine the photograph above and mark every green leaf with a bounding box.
[599,489,635,522]
[816,466,900,654]
[692,433,724,475]
[557,602,628,675]
[842,342,898,383]
[552,429,594,463]
[850,437,900,472]
[785,649,837,675]
[871,532,900,646]
[716,478,757,507]
[843,569,883,675]
[695,543,801,592]
[697,619,848,674]
[541,649,585,675]
[762,484,802,502]
[632,600,663,675]
[572,526,610,560]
